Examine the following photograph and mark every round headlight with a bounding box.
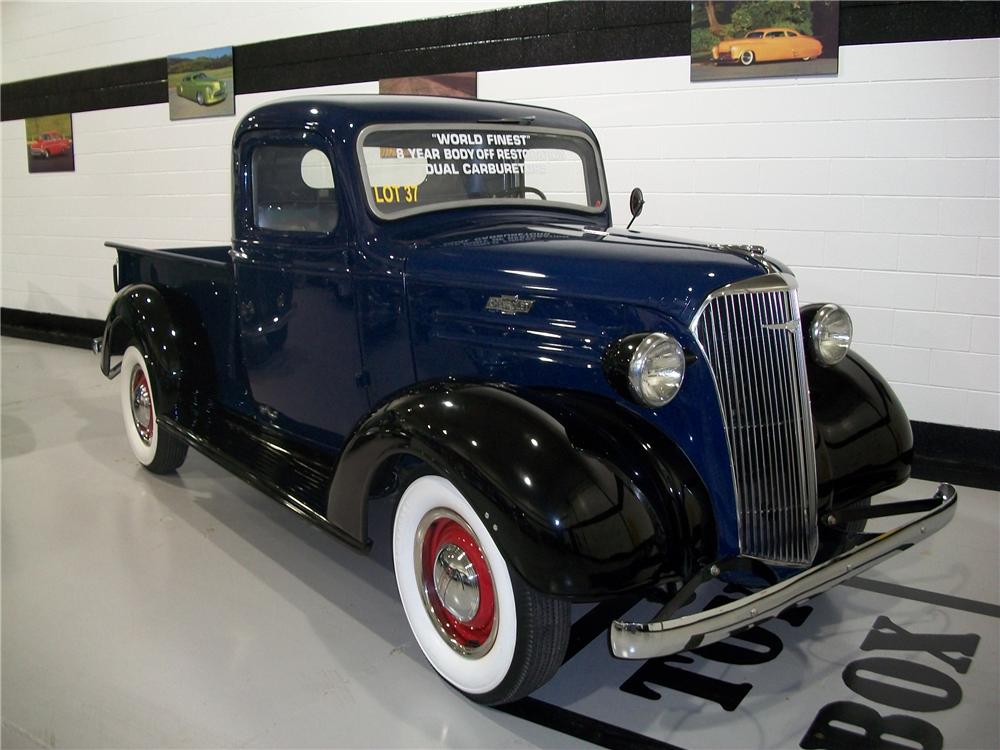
[628,333,685,407]
[809,304,853,365]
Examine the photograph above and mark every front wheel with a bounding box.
[120,345,188,474]
[392,475,569,705]
[740,49,755,66]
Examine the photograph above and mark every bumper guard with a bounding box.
[610,483,957,659]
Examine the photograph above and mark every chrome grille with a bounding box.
[694,275,818,566]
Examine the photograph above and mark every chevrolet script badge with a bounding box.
[485,295,534,316]
[762,319,801,333]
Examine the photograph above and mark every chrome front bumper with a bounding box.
[610,483,957,659]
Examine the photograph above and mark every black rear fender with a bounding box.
[101,284,215,418]
[327,383,714,600]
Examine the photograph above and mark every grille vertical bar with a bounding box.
[695,278,818,566]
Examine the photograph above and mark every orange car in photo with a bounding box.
[712,27,823,66]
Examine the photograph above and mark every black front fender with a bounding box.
[809,349,913,512]
[327,383,714,600]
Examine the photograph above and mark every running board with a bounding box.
[159,409,369,551]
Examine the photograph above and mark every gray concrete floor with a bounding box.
[1,338,585,749]
[3,336,998,749]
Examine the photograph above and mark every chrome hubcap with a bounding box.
[415,509,498,657]
[130,367,153,444]
[433,542,480,622]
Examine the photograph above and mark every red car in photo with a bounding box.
[29,131,72,158]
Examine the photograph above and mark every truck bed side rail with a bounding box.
[105,241,231,269]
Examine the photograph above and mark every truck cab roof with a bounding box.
[234,94,599,142]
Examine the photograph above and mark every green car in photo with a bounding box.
[176,72,227,106]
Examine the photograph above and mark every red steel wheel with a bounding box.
[419,513,498,655]
[393,474,569,705]
[119,345,187,474]
[130,366,154,444]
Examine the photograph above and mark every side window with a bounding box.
[252,145,338,234]
[787,31,798,37]
[766,31,785,38]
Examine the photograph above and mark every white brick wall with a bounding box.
[0,1,527,81]
[479,40,999,431]
[0,2,996,431]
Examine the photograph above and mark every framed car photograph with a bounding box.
[25,113,75,173]
[691,0,840,81]
[168,46,235,120]
[379,72,477,98]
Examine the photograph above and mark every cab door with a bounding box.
[233,130,368,451]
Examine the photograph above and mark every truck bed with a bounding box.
[107,240,240,407]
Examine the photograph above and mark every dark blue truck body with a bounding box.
[98,95,954,704]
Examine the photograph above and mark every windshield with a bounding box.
[357,124,606,219]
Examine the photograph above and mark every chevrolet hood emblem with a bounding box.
[485,294,534,316]
[762,319,801,332]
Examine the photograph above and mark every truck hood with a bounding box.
[405,222,770,325]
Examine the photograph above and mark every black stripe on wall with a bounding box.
[1,308,104,350]
[2,306,998,491]
[841,0,1000,46]
[909,421,999,491]
[3,1,998,121]
[234,1,688,96]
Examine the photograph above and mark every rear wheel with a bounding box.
[392,475,569,705]
[120,345,188,474]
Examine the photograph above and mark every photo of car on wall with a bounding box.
[379,72,477,99]
[691,0,839,81]
[25,113,74,173]
[176,72,228,106]
[167,46,234,120]
[712,27,824,66]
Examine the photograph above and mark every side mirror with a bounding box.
[627,187,645,230]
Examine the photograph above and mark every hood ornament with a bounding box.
[485,295,534,316]
[713,243,766,258]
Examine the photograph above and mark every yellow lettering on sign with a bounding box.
[373,185,420,204]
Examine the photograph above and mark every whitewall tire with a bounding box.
[120,345,187,474]
[392,475,569,705]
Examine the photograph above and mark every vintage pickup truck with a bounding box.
[96,95,956,705]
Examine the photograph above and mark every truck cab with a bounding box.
[97,95,956,705]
